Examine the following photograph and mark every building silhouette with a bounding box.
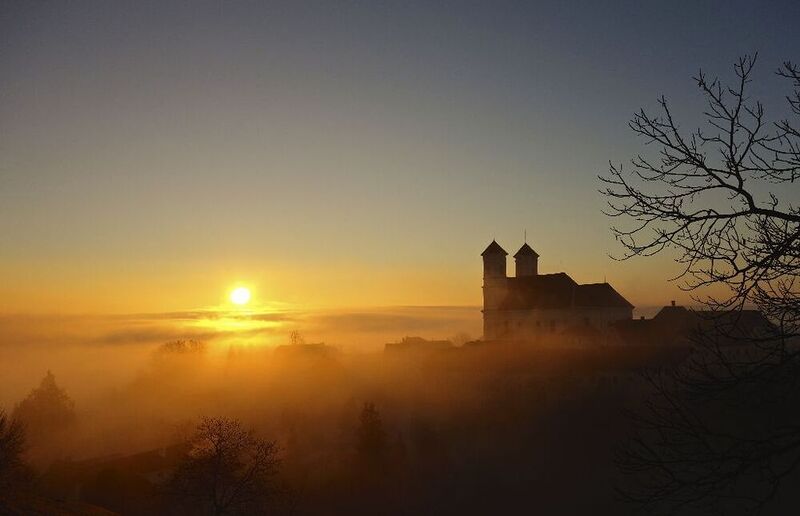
[482,240,633,341]
[613,301,775,346]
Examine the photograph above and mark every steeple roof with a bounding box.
[481,240,508,256]
[513,242,539,258]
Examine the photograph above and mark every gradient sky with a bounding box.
[2,0,799,314]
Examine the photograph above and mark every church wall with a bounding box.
[484,306,632,342]
[482,277,508,311]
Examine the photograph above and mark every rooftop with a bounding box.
[498,273,634,310]
[513,242,539,258]
[481,240,508,256]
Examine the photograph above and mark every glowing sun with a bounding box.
[230,287,251,305]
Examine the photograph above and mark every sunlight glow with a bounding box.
[230,287,251,305]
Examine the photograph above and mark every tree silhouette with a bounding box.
[289,331,305,347]
[157,339,207,355]
[356,402,388,471]
[602,56,800,514]
[601,54,799,330]
[0,410,30,493]
[169,416,280,516]
[12,371,75,441]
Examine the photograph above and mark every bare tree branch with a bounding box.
[603,56,800,515]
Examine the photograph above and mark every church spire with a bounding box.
[482,240,507,279]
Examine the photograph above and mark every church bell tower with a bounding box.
[514,243,539,277]
[481,240,508,310]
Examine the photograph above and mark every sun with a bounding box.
[230,287,251,306]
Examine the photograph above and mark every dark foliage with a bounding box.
[157,339,207,355]
[12,371,75,442]
[0,410,30,490]
[356,402,388,468]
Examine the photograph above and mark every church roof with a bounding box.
[574,283,633,308]
[499,273,576,309]
[481,240,508,256]
[513,243,539,258]
[497,273,634,310]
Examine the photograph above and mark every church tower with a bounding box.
[514,243,539,277]
[482,240,507,311]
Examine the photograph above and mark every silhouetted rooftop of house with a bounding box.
[652,305,692,325]
[385,336,453,353]
[613,304,776,345]
[650,305,773,332]
[481,240,508,256]
[513,243,539,258]
[497,273,634,310]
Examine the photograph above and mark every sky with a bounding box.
[1,0,799,315]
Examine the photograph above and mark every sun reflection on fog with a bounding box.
[175,305,292,347]
[189,314,282,334]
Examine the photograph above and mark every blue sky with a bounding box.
[1,1,798,312]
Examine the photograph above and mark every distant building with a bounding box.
[481,240,634,341]
[613,301,776,346]
[384,336,453,354]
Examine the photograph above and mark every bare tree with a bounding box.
[169,416,281,515]
[157,339,207,355]
[449,332,474,347]
[289,330,305,347]
[601,56,800,514]
[601,54,799,330]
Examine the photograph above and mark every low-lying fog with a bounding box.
[0,305,645,514]
[0,306,481,407]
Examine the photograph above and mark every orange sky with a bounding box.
[2,2,774,316]
[0,246,692,315]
